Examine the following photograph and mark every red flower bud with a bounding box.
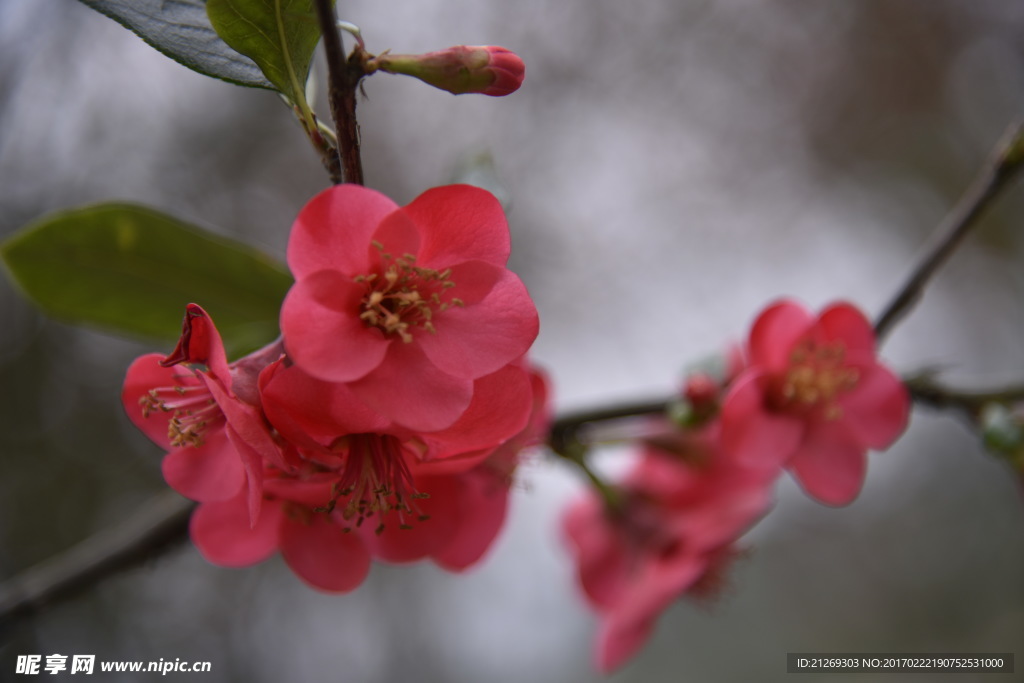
[371,45,525,96]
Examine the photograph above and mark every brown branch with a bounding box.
[312,0,365,185]
[0,490,193,630]
[4,374,1022,627]
[905,374,1024,422]
[874,119,1024,342]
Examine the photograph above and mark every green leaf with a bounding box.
[205,0,323,105]
[1,204,292,358]
[77,0,274,90]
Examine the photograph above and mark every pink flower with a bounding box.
[280,184,539,431]
[121,304,288,524]
[563,429,774,672]
[721,299,910,505]
[370,46,525,96]
[190,358,550,591]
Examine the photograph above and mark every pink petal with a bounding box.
[748,300,813,370]
[443,260,503,305]
[263,476,337,506]
[202,372,288,471]
[225,426,264,526]
[190,495,283,567]
[788,420,867,505]
[596,616,655,673]
[426,363,533,456]
[161,428,245,502]
[816,302,876,354]
[361,475,461,563]
[619,544,707,621]
[287,185,398,279]
[418,270,539,380]
[402,185,511,268]
[281,271,390,382]
[720,372,802,469]
[433,468,510,571]
[563,495,629,609]
[838,364,911,449]
[350,342,473,431]
[369,207,421,258]
[280,513,372,592]
[261,363,391,447]
[160,304,230,380]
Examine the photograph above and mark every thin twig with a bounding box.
[0,490,193,630]
[312,0,365,185]
[905,374,1024,421]
[874,119,1024,342]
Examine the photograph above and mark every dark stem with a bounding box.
[905,374,1024,421]
[0,490,193,630]
[313,0,365,185]
[874,120,1024,342]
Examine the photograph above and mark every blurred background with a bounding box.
[1,0,1023,681]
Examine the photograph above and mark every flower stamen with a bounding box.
[139,377,223,447]
[774,341,860,418]
[356,244,463,342]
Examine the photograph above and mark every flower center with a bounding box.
[321,434,429,534]
[355,242,462,343]
[772,340,860,418]
[139,374,223,447]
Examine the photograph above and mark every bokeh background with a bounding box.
[1,0,1023,681]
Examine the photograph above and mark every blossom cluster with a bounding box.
[563,300,911,671]
[123,184,546,591]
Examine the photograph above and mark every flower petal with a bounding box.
[562,495,629,609]
[425,363,533,456]
[280,512,372,592]
[418,270,539,380]
[287,184,398,279]
[596,615,655,674]
[839,364,911,449]
[161,428,245,502]
[433,468,510,571]
[720,371,802,469]
[261,362,391,447]
[281,270,390,382]
[161,304,230,380]
[225,425,264,526]
[402,185,511,268]
[816,302,876,354]
[788,420,867,505]
[190,495,283,567]
[369,207,421,258]
[350,342,473,431]
[748,299,813,370]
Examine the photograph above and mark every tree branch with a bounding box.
[874,119,1024,342]
[0,490,193,630]
[905,374,1024,422]
[312,0,365,185]
[4,371,1023,628]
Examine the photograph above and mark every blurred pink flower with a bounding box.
[563,429,774,672]
[281,184,539,432]
[721,299,910,505]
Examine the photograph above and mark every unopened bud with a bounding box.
[370,46,525,96]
